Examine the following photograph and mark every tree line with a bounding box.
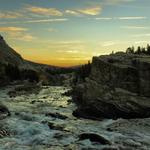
[126,44,150,55]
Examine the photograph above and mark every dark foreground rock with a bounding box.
[8,83,41,97]
[73,53,150,119]
[79,133,111,145]
[0,104,10,119]
[45,112,68,120]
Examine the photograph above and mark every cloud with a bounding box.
[65,10,80,16]
[24,18,68,23]
[118,16,146,20]
[134,41,149,44]
[94,16,146,21]
[26,6,63,16]
[104,0,136,4]
[0,11,22,19]
[16,34,36,42]
[121,26,149,29]
[131,34,150,37]
[58,50,80,54]
[8,31,36,42]
[0,18,68,25]
[95,17,113,20]
[78,6,102,16]
[0,27,27,32]
[0,26,36,42]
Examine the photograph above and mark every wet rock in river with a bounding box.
[0,104,11,119]
[79,133,111,145]
[8,83,41,97]
[0,129,11,138]
[102,147,119,150]
[45,112,68,120]
[48,122,65,131]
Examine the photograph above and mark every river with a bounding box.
[0,85,150,150]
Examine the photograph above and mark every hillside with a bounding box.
[0,35,24,66]
[0,35,75,86]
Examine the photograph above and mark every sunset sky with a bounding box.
[0,0,150,66]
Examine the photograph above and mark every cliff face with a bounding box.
[74,53,150,119]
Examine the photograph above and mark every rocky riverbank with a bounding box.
[0,84,150,149]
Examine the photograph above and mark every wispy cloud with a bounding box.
[58,50,80,54]
[0,11,23,19]
[0,26,36,42]
[26,6,63,16]
[0,18,68,25]
[134,41,149,44]
[78,6,102,16]
[104,0,136,5]
[65,6,102,16]
[121,26,149,29]
[0,27,27,32]
[131,33,150,37]
[24,18,68,23]
[9,32,36,41]
[94,16,147,21]
[95,17,113,20]
[118,16,146,20]
[65,10,80,16]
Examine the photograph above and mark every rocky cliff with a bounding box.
[73,52,150,119]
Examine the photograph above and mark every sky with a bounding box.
[0,0,150,66]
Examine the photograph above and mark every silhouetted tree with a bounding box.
[126,46,134,54]
[135,46,142,54]
[74,61,91,84]
[141,47,146,54]
[147,44,150,54]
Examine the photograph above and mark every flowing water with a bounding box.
[0,85,150,150]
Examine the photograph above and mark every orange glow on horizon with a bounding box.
[24,56,91,67]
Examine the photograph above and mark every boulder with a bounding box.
[0,104,11,119]
[78,133,111,145]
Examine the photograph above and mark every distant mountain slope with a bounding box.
[0,35,24,66]
[0,35,58,71]
[0,35,76,86]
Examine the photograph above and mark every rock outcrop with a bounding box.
[73,53,150,119]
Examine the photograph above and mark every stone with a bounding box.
[73,53,150,119]
[45,112,68,120]
[78,133,111,145]
[48,122,65,131]
[0,104,11,119]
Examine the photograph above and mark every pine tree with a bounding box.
[136,46,141,54]
[147,44,150,55]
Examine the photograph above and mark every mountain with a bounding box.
[0,35,24,66]
[0,35,76,86]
